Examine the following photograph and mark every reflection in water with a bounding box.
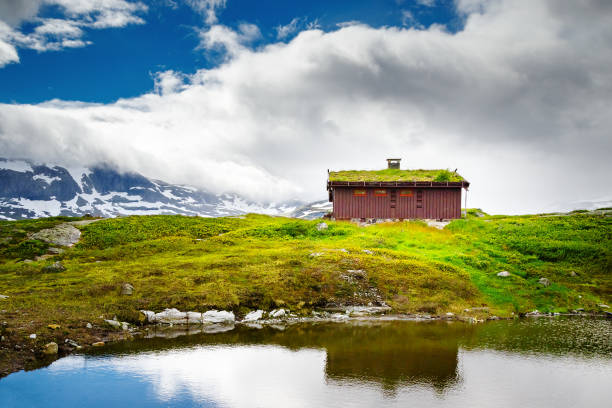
[0,318,610,408]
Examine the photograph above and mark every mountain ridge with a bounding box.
[0,158,327,220]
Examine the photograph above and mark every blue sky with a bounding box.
[1,0,611,213]
[0,0,460,103]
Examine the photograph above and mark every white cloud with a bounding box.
[198,23,260,57]
[416,0,435,7]
[0,0,148,66]
[186,0,226,25]
[2,0,612,213]
[401,10,422,28]
[276,17,300,40]
[153,70,188,95]
[0,22,19,65]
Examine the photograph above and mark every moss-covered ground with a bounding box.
[1,211,610,319]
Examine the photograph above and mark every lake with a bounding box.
[1,317,610,407]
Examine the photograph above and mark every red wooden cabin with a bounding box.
[327,159,469,220]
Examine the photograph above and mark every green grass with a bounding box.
[328,169,465,182]
[0,212,610,334]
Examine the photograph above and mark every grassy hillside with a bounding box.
[0,212,609,330]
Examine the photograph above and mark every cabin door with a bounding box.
[390,189,397,218]
[416,189,424,218]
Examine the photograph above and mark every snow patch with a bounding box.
[16,198,62,217]
[33,174,61,184]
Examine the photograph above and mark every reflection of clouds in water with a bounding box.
[46,346,612,408]
[454,349,612,408]
[109,346,326,406]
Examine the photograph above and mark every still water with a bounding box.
[1,317,611,407]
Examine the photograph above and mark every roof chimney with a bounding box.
[386,158,401,169]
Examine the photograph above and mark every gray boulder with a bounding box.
[120,283,134,296]
[316,222,328,231]
[42,342,58,355]
[497,271,510,277]
[31,224,81,247]
[42,261,66,273]
[538,277,551,287]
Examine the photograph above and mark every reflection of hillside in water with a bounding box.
[319,322,467,392]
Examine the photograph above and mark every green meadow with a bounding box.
[0,211,610,332]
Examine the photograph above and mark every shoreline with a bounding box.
[1,310,608,379]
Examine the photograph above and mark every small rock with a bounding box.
[47,247,64,255]
[362,249,374,255]
[65,339,79,348]
[526,310,541,316]
[22,259,33,264]
[576,308,585,312]
[42,261,65,273]
[497,271,510,277]
[269,309,286,319]
[86,323,92,329]
[445,312,454,317]
[139,310,155,323]
[202,310,235,324]
[309,252,323,257]
[340,248,348,253]
[105,319,122,329]
[538,277,550,287]
[316,222,328,231]
[243,310,264,322]
[92,341,105,347]
[35,255,53,261]
[14,344,22,351]
[47,324,60,330]
[488,316,500,320]
[0,294,8,299]
[29,333,37,339]
[569,271,577,277]
[345,269,366,279]
[42,342,58,355]
[120,283,134,296]
[598,304,609,309]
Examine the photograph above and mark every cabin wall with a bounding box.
[332,187,462,219]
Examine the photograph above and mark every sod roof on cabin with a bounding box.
[328,169,465,182]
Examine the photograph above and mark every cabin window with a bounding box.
[353,189,367,196]
[400,189,413,197]
[374,189,387,197]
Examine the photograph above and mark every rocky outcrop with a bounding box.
[31,224,81,247]
[140,308,235,325]
[242,310,264,322]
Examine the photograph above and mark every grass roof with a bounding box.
[328,169,465,182]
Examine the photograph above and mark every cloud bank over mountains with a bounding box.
[1,0,611,213]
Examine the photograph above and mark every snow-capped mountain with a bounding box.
[287,200,333,220]
[0,158,311,220]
